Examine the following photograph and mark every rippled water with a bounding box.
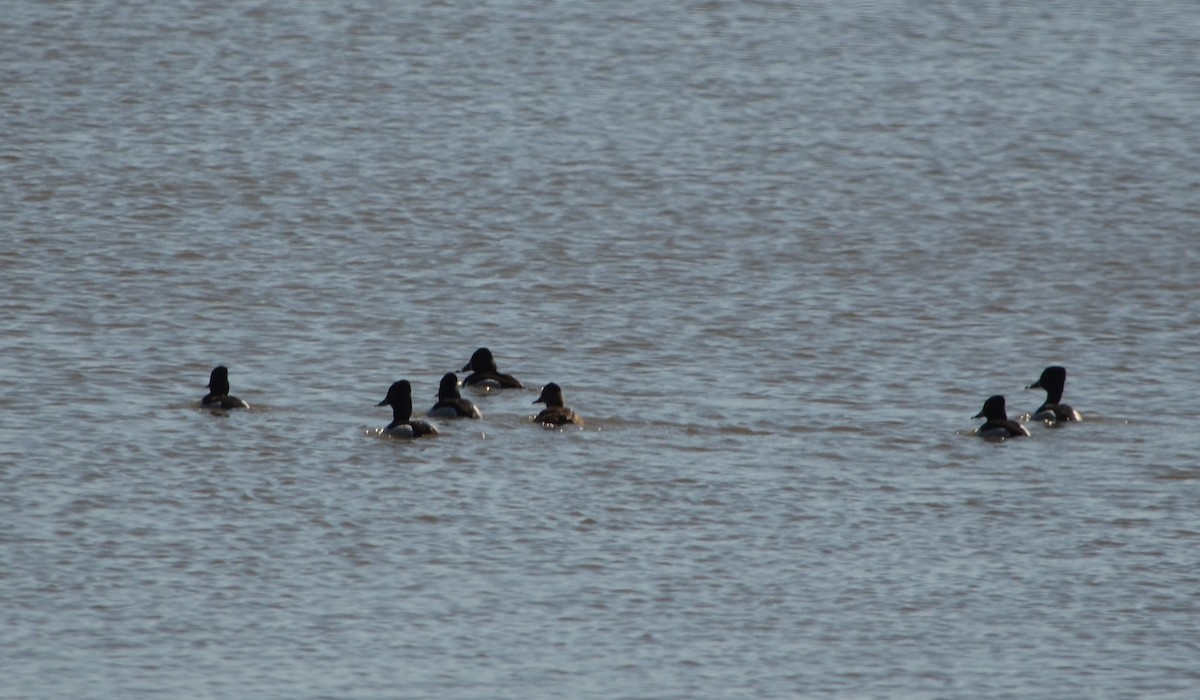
[3,2,1199,698]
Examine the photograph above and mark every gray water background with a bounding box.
[3,1,1199,698]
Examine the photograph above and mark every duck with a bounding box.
[1027,366,1082,423]
[974,395,1030,438]
[376,380,439,438]
[460,347,523,388]
[200,366,250,409]
[533,382,585,427]
[428,372,483,419]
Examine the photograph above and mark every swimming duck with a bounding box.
[201,366,250,409]
[460,347,523,388]
[428,372,483,419]
[1027,366,1082,423]
[533,382,584,427]
[974,395,1030,439]
[377,380,438,438]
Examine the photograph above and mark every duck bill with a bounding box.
[1026,381,1042,390]
[376,399,388,407]
[973,410,985,419]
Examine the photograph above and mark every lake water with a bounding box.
[3,1,1199,698]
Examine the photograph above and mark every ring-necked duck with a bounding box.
[974,395,1030,439]
[377,380,438,438]
[428,372,483,419]
[201,366,250,409]
[1027,366,1082,423]
[533,382,585,427]
[460,347,523,388]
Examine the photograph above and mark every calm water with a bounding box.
[3,1,1199,698]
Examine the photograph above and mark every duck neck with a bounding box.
[1041,385,1063,406]
[388,400,413,428]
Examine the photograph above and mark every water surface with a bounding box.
[3,2,1199,698]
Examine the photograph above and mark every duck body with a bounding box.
[377,380,439,438]
[1032,404,1082,423]
[533,382,584,427]
[383,422,437,439]
[201,366,250,409]
[974,395,1030,439]
[202,395,251,410]
[1027,366,1082,422]
[460,347,523,389]
[428,372,483,419]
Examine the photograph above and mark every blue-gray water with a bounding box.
[3,2,1199,698]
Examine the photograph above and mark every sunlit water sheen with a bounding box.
[3,2,1199,698]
